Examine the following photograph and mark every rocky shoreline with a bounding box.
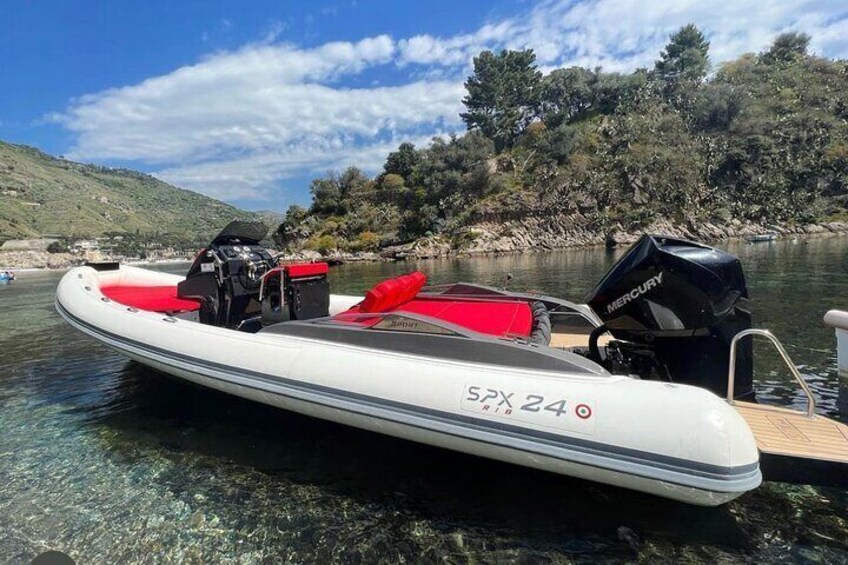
[4,219,848,271]
[0,251,191,272]
[373,218,848,261]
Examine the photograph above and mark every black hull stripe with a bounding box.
[55,299,760,493]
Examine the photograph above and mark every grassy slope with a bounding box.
[0,141,255,240]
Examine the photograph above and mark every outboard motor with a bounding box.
[178,221,274,328]
[585,235,753,398]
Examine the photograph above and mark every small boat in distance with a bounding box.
[0,271,15,282]
[55,223,848,505]
[746,231,778,243]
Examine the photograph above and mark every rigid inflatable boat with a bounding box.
[55,223,848,505]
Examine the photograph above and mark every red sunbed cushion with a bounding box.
[101,285,201,313]
[396,298,533,338]
[338,296,533,338]
[350,272,532,337]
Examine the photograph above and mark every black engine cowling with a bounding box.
[585,235,753,398]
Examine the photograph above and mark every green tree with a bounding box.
[378,173,406,205]
[539,67,597,127]
[397,132,496,238]
[308,167,369,216]
[539,67,648,127]
[46,240,68,254]
[654,24,710,82]
[691,83,744,130]
[338,166,369,196]
[383,142,420,179]
[762,32,811,64]
[461,49,542,151]
[273,204,309,247]
[380,173,405,191]
[309,175,343,215]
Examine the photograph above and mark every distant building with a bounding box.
[74,240,100,251]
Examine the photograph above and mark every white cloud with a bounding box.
[62,78,461,163]
[397,21,516,66]
[398,0,848,72]
[55,0,848,204]
[155,133,442,202]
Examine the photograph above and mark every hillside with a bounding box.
[274,28,848,256]
[0,141,254,243]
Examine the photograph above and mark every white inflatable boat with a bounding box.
[54,224,848,505]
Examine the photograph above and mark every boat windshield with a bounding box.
[211,220,269,246]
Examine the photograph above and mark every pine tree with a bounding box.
[655,24,710,82]
[461,49,542,152]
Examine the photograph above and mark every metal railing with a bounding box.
[728,329,817,418]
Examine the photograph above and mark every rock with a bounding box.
[823,221,848,233]
[617,526,641,552]
[0,238,59,252]
[277,249,323,262]
[606,230,638,248]
[380,236,452,260]
[0,250,80,270]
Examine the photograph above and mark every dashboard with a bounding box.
[209,243,274,296]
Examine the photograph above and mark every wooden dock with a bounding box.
[734,401,848,464]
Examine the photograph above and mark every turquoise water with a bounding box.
[1,238,846,563]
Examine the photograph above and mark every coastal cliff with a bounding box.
[273,29,848,263]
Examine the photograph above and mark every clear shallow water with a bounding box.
[1,239,846,563]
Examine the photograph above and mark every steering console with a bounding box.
[177,221,273,328]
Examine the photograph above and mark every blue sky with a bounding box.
[2,1,847,212]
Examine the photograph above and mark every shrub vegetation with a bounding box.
[274,27,848,252]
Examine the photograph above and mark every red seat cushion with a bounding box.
[101,285,201,313]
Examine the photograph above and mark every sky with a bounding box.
[2,1,847,212]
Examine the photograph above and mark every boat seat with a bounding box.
[339,272,534,339]
[101,284,201,313]
[397,297,533,338]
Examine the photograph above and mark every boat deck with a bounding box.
[550,331,612,349]
[549,317,613,349]
[734,401,848,464]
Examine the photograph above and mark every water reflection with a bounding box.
[94,362,751,556]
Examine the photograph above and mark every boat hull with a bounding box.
[56,265,762,506]
[824,310,848,375]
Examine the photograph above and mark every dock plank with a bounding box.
[734,402,848,463]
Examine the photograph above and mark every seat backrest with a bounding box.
[360,271,427,313]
